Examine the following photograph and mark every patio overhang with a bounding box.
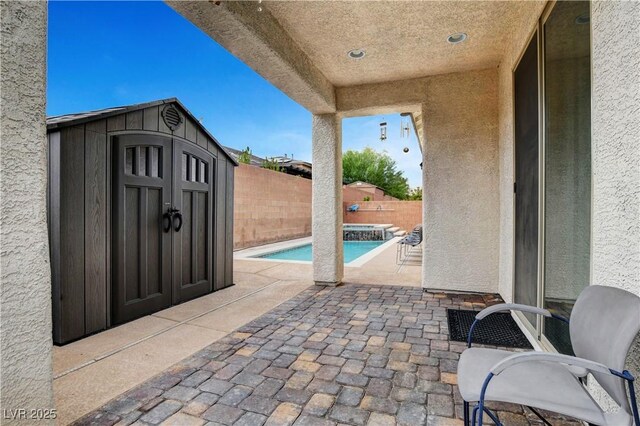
[168,1,336,114]
[167,0,541,291]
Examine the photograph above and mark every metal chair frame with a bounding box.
[462,306,640,426]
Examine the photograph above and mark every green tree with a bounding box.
[262,157,283,172]
[407,187,422,201]
[238,146,252,164]
[342,147,410,199]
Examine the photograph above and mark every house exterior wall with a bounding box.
[591,0,640,304]
[234,163,312,249]
[497,1,640,299]
[422,68,500,294]
[591,0,640,402]
[496,0,639,404]
[0,1,54,420]
[343,201,422,234]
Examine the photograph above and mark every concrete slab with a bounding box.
[153,285,261,323]
[258,263,314,281]
[188,280,312,332]
[233,270,282,288]
[53,315,178,376]
[233,259,283,273]
[54,324,226,425]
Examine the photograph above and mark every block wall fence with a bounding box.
[343,185,398,202]
[343,201,422,233]
[234,164,312,249]
[233,164,423,249]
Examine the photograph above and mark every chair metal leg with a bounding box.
[526,406,552,426]
[463,401,470,426]
[472,405,479,426]
[624,370,640,426]
[482,407,501,426]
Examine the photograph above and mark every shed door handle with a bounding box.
[162,212,173,233]
[173,211,183,232]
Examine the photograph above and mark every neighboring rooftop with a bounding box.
[347,181,380,189]
[223,146,265,167]
[346,181,389,193]
[224,146,312,179]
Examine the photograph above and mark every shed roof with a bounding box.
[47,98,238,166]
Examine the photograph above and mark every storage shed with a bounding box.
[47,98,237,344]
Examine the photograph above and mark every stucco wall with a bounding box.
[497,1,547,302]
[343,201,422,234]
[495,0,639,404]
[421,68,500,293]
[234,163,312,249]
[591,0,640,403]
[0,1,54,420]
[591,0,640,301]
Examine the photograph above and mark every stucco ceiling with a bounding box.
[265,1,536,87]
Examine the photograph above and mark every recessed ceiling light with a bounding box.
[575,14,590,25]
[447,33,467,44]
[347,49,366,60]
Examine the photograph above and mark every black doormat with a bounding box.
[447,309,533,349]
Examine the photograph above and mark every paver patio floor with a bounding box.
[76,284,581,426]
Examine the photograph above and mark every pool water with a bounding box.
[257,241,385,263]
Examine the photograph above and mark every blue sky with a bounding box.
[47,1,422,187]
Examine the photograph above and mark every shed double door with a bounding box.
[113,135,214,325]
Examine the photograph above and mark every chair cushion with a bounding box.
[457,348,607,425]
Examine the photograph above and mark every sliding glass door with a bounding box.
[513,0,591,353]
[513,31,540,328]
[542,0,591,354]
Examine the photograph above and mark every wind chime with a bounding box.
[400,113,411,153]
[379,120,387,142]
[378,114,411,153]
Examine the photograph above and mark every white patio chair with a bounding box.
[457,285,640,426]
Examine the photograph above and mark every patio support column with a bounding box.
[420,103,428,290]
[0,0,54,418]
[312,113,344,286]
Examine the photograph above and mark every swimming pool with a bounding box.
[256,241,385,263]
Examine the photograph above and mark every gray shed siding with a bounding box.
[48,101,236,344]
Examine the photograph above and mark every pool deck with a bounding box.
[234,236,408,267]
[53,239,421,424]
[235,236,422,286]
